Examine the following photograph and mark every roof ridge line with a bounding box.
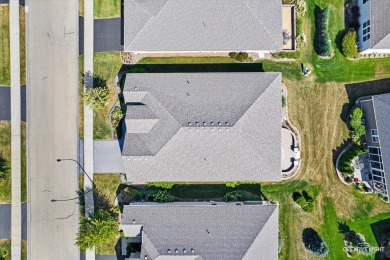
[128,0,173,49]
[242,206,278,259]
[242,0,280,49]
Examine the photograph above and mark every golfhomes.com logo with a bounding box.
[343,244,385,253]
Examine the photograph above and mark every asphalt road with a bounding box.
[26,0,80,259]
[0,0,25,6]
[0,203,27,240]
[0,86,26,121]
[79,17,123,54]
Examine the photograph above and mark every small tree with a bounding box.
[349,107,366,145]
[83,87,109,110]
[76,209,118,252]
[342,30,359,58]
[112,106,124,120]
[302,228,329,257]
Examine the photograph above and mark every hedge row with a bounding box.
[338,146,368,175]
[315,6,331,56]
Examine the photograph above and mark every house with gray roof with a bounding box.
[120,202,278,260]
[357,0,390,53]
[123,0,283,53]
[120,72,282,183]
[359,93,390,199]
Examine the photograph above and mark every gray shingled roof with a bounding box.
[370,0,390,49]
[121,203,278,260]
[373,94,390,198]
[123,0,283,52]
[121,72,282,182]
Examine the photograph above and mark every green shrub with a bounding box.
[342,30,359,58]
[349,107,366,145]
[224,191,247,202]
[272,51,301,59]
[293,190,314,212]
[225,182,238,188]
[83,87,109,110]
[338,146,368,175]
[344,232,374,256]
[302,228,329,257]
[76,209,119,252]
[315,6,331,56]
[151,190,175,203]
[147,182,175,189]
[112,106,124,120]
[282,95,286,108]
[292,0,307,17]
[121,187,139,203]
[229,52,250,62]
[0,153,9,180]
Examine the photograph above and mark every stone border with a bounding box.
[281,84,302,180]
[335,142,354,185]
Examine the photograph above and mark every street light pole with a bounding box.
[51,158,95,202]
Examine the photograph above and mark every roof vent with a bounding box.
[203,122,206,126]
[134,87,138,91]
[210,122,214,126]
[196,128,200,132]
[191,249,195,254]
[195,122,199,126]
[218,122,222,126]
[144,255,147,260]
[188,122,192,126]
[226,128,230,131]
[183,249,187,254]
[132,219,135,224]
[212,203,217,205]
[167,249,171,254]
[189,128,192,132]
[225,122,229,125]
[203,128,207,131]
[218,128,222,131]
[211,128,214,131]
[175,249,179,254]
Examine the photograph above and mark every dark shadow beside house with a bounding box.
[119,63,265,74]
[345,78,390,105]
[370,218,390,260]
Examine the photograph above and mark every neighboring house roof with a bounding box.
[370,0,390,49]
[120,202,279,260]
[373,94,390,197]
[121,72,282,182]
[123,0,283,52]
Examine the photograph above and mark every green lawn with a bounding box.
[93,174,121,206]
[0,121,11,203]
[0,240,26,260]
[94,0,121,18]
[0,5,10,85]
[93,52,123,139]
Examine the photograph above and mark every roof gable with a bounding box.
[124,0,283,51]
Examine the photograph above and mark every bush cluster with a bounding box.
[229,52,250,62]
[292,190,314,212]
[112,106,124,120]
[315,7,331,56]
[149,190,176,203]
[302,228,329,258]
[147,182,175,189]
[344,232,374,256]
[224,191,247,202]
[342,30,359,58]
[83,87,109,110]
[338,146,368,175]
[349,107,366,145]
[292,0,307,17]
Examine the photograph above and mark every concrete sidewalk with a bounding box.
[10,0,22,258]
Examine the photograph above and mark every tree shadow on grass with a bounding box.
[0,153,9,180]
